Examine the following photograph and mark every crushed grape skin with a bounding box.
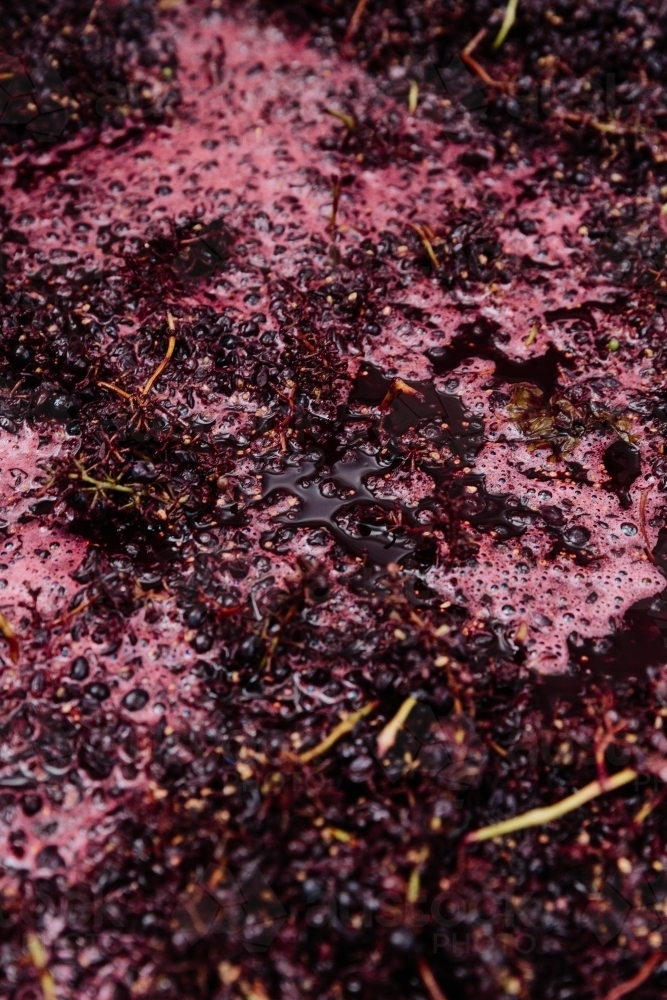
[0,5,667,1000]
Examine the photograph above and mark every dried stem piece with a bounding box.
[461,29,503,89]
[417,958,449,1000]
[97,381,133,399]
[639,485,655,561]
[379,379,425,412]
[465,768,638,843]
[51,597,93,628]
[410,224,439,269]
[143,333,176,396]
[298,701,378,764]
[344,0,370,47]
[604,952,665,1000]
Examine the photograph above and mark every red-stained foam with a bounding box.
[419,361,664,671]
[0,427,85,623]
[0,426,221,891]
[4,10,663,668]
[447,430,661,672]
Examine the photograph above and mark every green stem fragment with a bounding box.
[298,701,378,764]
[78,472,134,494]
[465,768,638,843]
[325,108,356,132]
[26,933,58,1000]
[493,0,520,50]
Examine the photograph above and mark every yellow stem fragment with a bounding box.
[633,797,655,825]
[323,826,355,844]
[298,701,378,764]
[410,224,439,269]
[524,324,538,346]
[493,0,520,49]
[26,933,57,1000]
[0,612,19,663]
[407,867,421,904]
[325,108,356,132]
[408,81,419,113]
[377,696,418,758]
[465,768,638,843]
